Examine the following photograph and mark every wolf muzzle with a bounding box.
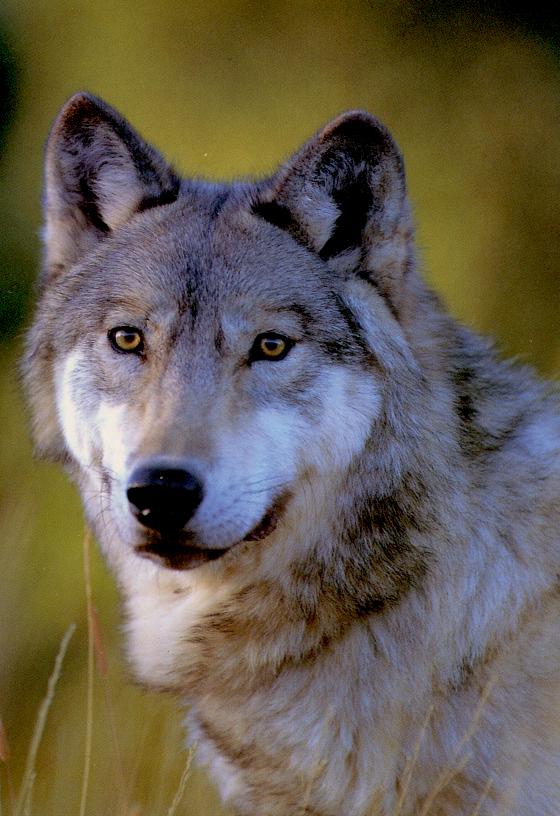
[127,464,203,534]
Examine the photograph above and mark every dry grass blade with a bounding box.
[79,527,95,816]
[417,675,497,815]
[301,758,327,812]
[417,753,470,816]
[91,605,108,679]
[300,706,334,811]
[449,675,497,765]
[394,704,434,816]
[164,747,195,816]
[21,772,34,816]
[99,650,129,814]
[14,623,76,816]
[83,531,129,814]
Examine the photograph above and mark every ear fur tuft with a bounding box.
[43,92,180,279]
[253,111,414,314]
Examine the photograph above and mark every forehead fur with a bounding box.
[49,180,357,334]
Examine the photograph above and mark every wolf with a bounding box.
[23,92,560,815]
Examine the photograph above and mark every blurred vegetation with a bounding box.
[0,2,558,814]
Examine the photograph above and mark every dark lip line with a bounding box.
[135,544,228,571]
[134,491,291,571]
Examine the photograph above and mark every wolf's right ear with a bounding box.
[253,112,414,315]
[43,92,180,279]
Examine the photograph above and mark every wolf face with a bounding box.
[24,94,426,583]
[24,94,560,816]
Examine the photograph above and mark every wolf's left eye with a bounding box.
[250,333,293,362]
[108,326,144,354]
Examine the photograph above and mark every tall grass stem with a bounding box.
[14,624,76,816]
[79,528,95,816]
[165,748,194,816]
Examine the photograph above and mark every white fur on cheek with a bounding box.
[95,400,134,480]
[55,354,134,480]
[55,350,94,467]
[310,366,381,473]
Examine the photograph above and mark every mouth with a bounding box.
[242,505,280,541]
[134,498,285,570]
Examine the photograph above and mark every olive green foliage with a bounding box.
[0,2,558,814]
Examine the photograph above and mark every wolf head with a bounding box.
[24,93,439,618]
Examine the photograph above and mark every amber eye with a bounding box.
[250,333,293,362]
[108,327,144,354]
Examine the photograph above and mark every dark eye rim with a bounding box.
[249,332,294,363]
[107,326,145,355]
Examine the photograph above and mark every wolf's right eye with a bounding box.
[250,333,293,362]
[108,327,144,354]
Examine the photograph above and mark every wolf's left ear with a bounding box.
[43,92,180,279]
[253,112,413,312]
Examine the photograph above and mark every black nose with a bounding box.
[127,465,203,533]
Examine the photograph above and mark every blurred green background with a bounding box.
[0,2,559,814]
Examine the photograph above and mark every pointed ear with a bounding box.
[43,92,180,278]
[253,111,414,313]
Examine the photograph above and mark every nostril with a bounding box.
[126,466,203,533]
